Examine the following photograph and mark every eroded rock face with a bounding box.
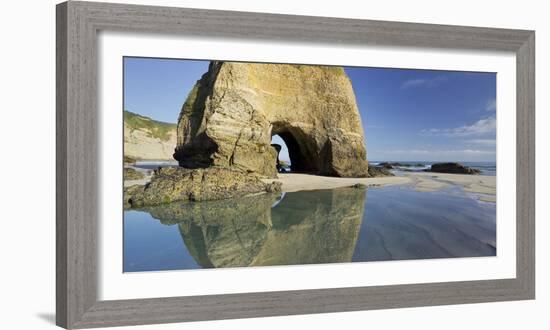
[174,61,369,178]
[124,111,177,161]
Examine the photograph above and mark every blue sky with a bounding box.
[124,57,496,162]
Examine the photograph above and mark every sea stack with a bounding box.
[174,61,369,178]
[427,162,481,175]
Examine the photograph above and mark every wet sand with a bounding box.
[266,172,496,202]
[401,172,496,202]
[265,173,410,192]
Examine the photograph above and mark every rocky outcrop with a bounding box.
[123,167,145,180]
[378,162,398,169]
[426,162,481,175]
[124,167,281,208]
[174,61,369,178]
[378,162,424,169]
[367,166,394,177]
[124,111,177,161]
[139,186,366,268]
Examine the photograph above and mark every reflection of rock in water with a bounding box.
[139,187,366,268]
[142,193,276,268]
[253,187,365,266]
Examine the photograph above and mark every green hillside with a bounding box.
[124,110,177,141]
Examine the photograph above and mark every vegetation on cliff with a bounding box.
[124,110,177,160]
[124,110,176,141]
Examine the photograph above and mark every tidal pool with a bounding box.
[123,185,496,272]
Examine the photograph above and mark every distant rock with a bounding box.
[378,162,423,169]
[367,166,394,177]
[426,162,481,175]
[124,167,282,208]
[174,61,369,178]
[378,162,401,169]
[124,110,177,161]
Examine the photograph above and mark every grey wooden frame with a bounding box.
[56,1,535,328]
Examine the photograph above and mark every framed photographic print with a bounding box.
[56,1,535,328]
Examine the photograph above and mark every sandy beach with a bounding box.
[264,172,496,202]
[402,171,496,200]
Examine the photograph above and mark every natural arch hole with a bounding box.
[271,134,291,173]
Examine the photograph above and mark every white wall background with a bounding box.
[0,0,547,329]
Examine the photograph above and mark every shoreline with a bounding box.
[263,173,411,192]
[123,166,496,203]
[263,172,496,202]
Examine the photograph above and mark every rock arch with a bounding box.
[174,61,369,178]
[271,123,320,173]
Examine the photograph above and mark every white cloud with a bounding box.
[383,149,495,155]
[384,149,430,155]
[486,99,496,112]
[467,139,496,146]
[420,116,496,137]
[370,148,496,161]
[401,76,448,89]
[461,149,495,154]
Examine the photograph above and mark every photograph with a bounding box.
[122,57,497,273]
